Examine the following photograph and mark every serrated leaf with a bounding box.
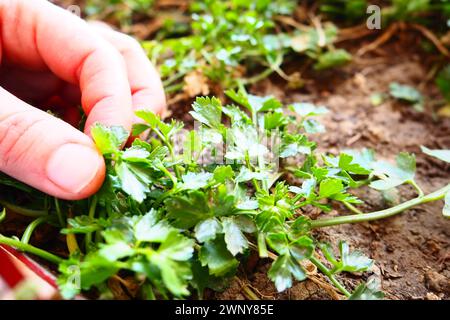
[134,210,172,243]
[179,172,213,190]
[222,217,249,256]
[268,254,307,292]
[194,218,222,243]
[338,241,373,272]
[199,237,239,277]
[91,124,128,155]
[158,231,195,261]
[213,166,234,183]
[190,96,223,129]
[370,153,416,190]
[319,178,344,198]
[349,277,384,300]
[166,191,212,229]
[115,162,151,203]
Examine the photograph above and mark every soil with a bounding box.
[213,35,450,300]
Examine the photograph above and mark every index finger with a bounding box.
[0,0,133,134]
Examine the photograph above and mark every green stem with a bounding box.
[0,207,5,223]
[21,216,50,244]
[158,164,178,188]
[408,179,424,197]
[153,128,181,179]
[242,68,275,85]
[342,201,364,215]
[0,201,47,218]
[257,233,268,258]
[85,196,98,252]
[54,198,65,227]
[0,235,63,264]
[310,255,351,298]
[311,184,450,229]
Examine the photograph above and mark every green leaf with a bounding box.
[389,82,423,103]
[444,191,450,218]
[290,103,329,117]
[349,277,384,300]
[319,178,344,198]
[320,241,373,274]
[389,82,424,111]
[268,254,307,292]
[337,153,372,175]
[337,241,373,273]
[370,152,416,190]
[114,162,151,203]
[199,237,239,277]
[158,231,195,261]
[194,218,222,243]
[135,109,161,128]
[303,119,325,134]
[343,149,376,172]
[421,146,450,163]
[179,172,213,190]
[190,96,223,129]
[222,217,249,256]
[134,210,172,243]
[166,191,212,229]
[314,49,352,70]
[91,124,128,155]
[98,242,134,261]
[213,166,234,183]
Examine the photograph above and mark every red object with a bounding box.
[0,247,24,288]
[0,245,57,289]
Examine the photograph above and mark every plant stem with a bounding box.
[342,201,364,215]
[0,201,47,218]
[257,233,268,258]
[235,277,260,300]
[54,198,65,227]
[21,216,50,244]
[85,196,98,252]
[309,256,351,298]
[0,235,63,264]
[311,183,450,229]
[408,179,424,197]
[242,68,275,85]
[154,128,181,179]
[0,207,5,223]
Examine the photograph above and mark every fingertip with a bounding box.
[46,143,106,200]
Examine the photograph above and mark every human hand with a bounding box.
[0,0,166,200]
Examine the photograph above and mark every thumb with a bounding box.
[0,87,105,200]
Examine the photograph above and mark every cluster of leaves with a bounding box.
[2,91,450,300]
[142,0,351,94]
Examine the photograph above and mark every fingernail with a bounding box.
[46,143,102,193]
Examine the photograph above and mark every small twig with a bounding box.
[410,23,450,58]
[357,23,400,56]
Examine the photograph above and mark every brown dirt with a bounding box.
[212,36,450,300]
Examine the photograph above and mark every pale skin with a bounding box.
[0,0,166,200]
